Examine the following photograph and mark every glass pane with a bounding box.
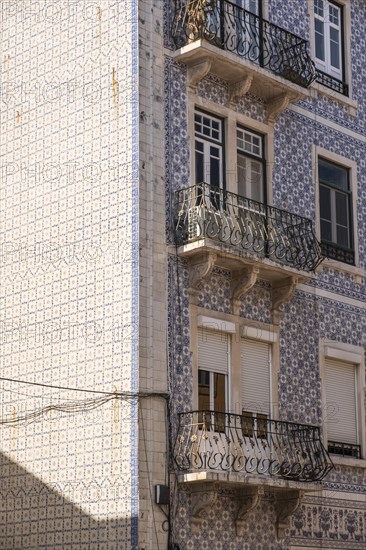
[195,148,204,184]
[195,112,222,142]
[315,19,325,61]
[330,27,340,69]
[320,185,331,220]
[237,127,262,158]
[250,160,263,202]
[198,370,211,411]
[336,225,350,248]
[241,410,254,437]
[329,4,340,25]
[319,159,348,191]
[335,191,349,227]
[210,156,221,188]
[321,219,332,242]
[314,0,324,17]
[257,413,268,439]
[214,373,226,412]
[237,155,248,197]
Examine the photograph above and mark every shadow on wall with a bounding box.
[0,452,135,549]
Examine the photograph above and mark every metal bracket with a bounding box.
[274,489,303,539]
[229,74,253,107]
[191,484,218,535]
[231,266,259,314]
[235,486,263,537]
[188,59,212,92]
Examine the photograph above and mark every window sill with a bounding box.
[329,455,366,469]
[319,258,365,284]
[311,81,358,117]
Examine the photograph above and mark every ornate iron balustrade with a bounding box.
[174,183,323,272]
[328,440,361,459]
[316,68,349,97]
[174,411,333,482]
[172,0,316,88]
[321,241,355,266]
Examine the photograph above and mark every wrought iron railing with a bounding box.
[174,183,323,272]
[328,440,361,459]
[174,411,334,482]
[172,0,316,88]
[321,241,355,266]
[316,69,349,97]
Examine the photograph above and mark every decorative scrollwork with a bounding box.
[174,183,323,273]
[173,411,334,482]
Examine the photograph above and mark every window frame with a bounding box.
[308,0,355,106]
[314,0,345,83]
[320,340,366,463]
[189,97,274,206]
[313,146,360,276]
[194,108,225,190]
[236,125,267,204]
[318,156,353,261]
[191,308,279,421]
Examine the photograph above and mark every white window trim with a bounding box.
[320,339,366,465]
[314,0,343,80]
[313,145,364,282]
[192,306,279,418]
[307,0,357,115]
[189,95,274,205]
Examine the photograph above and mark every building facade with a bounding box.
[165,0,366,549]
[0,1,365,549]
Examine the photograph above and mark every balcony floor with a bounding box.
[175,239,315,283]
[174,40,317,103]
[177,469,321,492]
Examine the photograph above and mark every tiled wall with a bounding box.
[165,0,366,548]
[0,1,139,548]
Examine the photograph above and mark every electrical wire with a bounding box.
[0,376,169,426]
[0,375,169,399]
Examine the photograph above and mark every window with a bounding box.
[237,126,265,203]
[197,327,229,430]
[195,110,224,189]
[314,0,348,95]
[240,338,272,438]
[325,358,361,458]
[319,158,354,265]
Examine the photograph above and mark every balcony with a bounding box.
[174,411,333,537]
[316,68,349,97]
[174,411,333,482]
[174,183,323,275]
[171,1,316,111]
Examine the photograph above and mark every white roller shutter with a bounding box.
[241,338,271,414]
[325,359,358,445]
[198,328,228,375]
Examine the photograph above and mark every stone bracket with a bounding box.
[188,252,217,302]
[274,489,303,539]
[231,266,259,315]
[272,276,298,322]
[188,59,212,92]
[229,74,253,107]
[235,486,264,537]
[191,484,218,535]
[268,92,299,123]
